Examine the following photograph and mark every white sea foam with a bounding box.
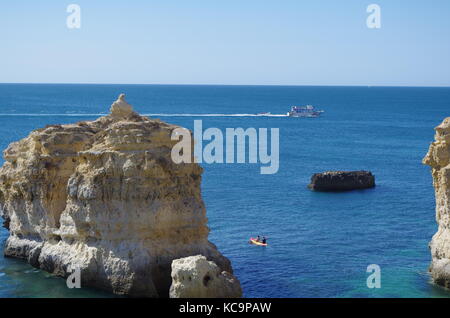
[144,113,287,117]
[0,113,104,117]
[0,113,288,117]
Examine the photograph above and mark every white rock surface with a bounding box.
[424,117,450,287]
[169,255,242,298]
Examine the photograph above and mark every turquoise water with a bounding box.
[0,84,449,298]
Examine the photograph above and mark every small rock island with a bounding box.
[308,171,376,192]
[0,94,241,297]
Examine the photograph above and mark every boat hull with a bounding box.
[287,111,323,118]
[288,113,319,118]
[250,238,267,246]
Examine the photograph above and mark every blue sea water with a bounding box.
[0,83,449,298]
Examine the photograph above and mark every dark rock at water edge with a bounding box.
[308,171,375,192]
[1,213,10,230]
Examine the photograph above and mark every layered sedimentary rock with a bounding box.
[308,171,375,192]
[169,255,242,298]
[423,117,450,288]
[0,94,234,297]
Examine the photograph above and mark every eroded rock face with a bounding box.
[308,171,375,192]
[169,255,242,298]
[0,207,9,230]
[423,117,450,288]
[0,94,233,297]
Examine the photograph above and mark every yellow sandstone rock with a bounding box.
[423,117,450,287]
[0,94,234,297]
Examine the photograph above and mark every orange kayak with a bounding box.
[250,237,267,246]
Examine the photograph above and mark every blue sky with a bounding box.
[1,0,450,86]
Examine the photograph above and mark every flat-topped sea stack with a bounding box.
[0,94,239,297]
[423,117,450,288]
[308,171,375,192]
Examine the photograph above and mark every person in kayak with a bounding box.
[256,235,261,242]
[262,236,267,244]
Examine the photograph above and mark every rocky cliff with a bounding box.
[170,255,242,298]
[0,94,234,297]
[423,117,450,287]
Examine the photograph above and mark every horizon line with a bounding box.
[1,82,450,88]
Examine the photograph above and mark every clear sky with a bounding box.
[1,0,450,86]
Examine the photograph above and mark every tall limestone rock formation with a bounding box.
[0,94,235,297]
[424,117,450,287]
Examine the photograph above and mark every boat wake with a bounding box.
[144,113,288,117]
[0,113,106,117]
[0,113,288,117]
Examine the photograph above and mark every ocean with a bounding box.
[0,83,449,298]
